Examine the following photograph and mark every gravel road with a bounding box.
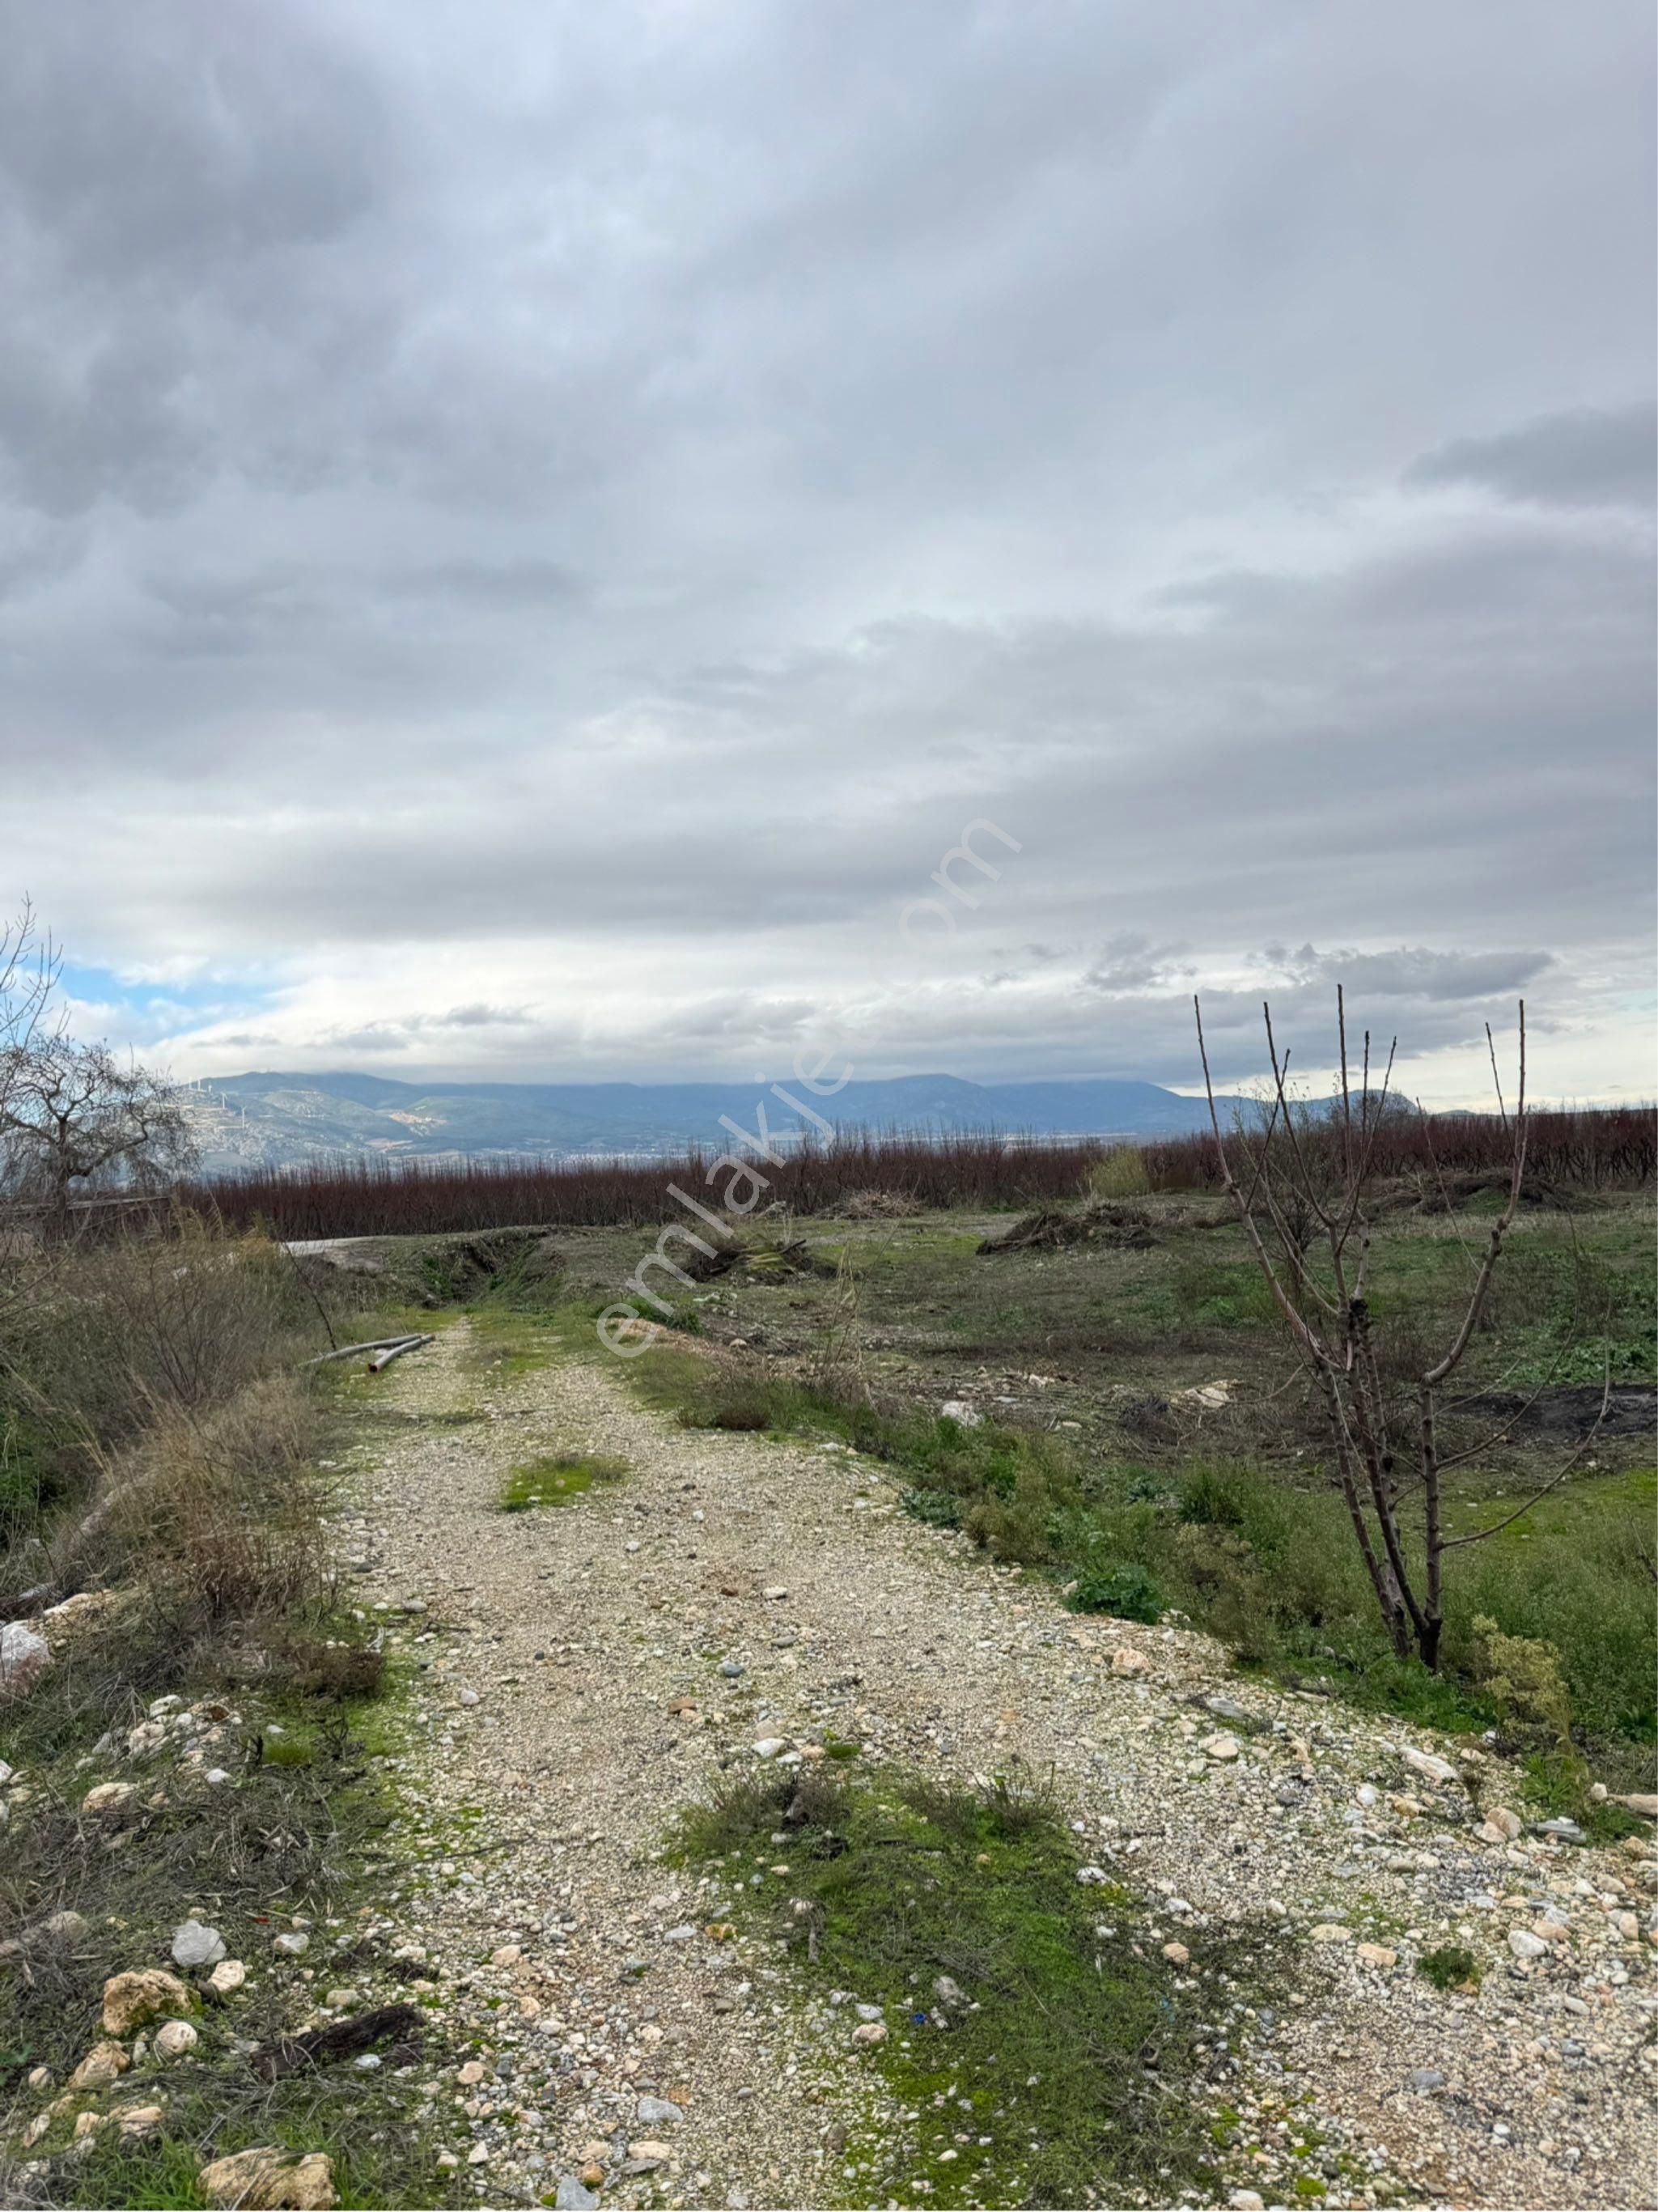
[336,1319,1657,2210]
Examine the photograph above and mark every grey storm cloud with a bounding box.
[1407,404,1657,512]
[0,0,1652,1099]
[1264,945,1555,1002]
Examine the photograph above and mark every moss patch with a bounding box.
[498,1451,628,1511]
[671,1764,1275,2208]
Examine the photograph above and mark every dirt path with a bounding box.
[340,1320,1656,2210]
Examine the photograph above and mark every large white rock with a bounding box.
[0,1622,49,1703]
[1401,1745,1461,1787]
[172,1920,227,1968]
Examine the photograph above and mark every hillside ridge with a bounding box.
[180,1068,1243,1172]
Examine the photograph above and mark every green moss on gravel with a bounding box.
[670,1762,1277,2209]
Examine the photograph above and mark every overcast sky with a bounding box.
[3,0,1653,1102]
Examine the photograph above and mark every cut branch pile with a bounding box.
[977,1202,1156,1256]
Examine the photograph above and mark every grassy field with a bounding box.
[485,1186,1655,1805]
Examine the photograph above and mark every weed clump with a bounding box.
[901,1484,964,1529]
[1469,1615,1575,1744]
[1417,1942,1481,1992]
[1066,1561,1164,1623]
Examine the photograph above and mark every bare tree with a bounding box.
[1194,990,1605,1671]
[0,899,63,1098]
[0,902,197,1233]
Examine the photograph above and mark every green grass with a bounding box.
[670,1764,1276,2208]
[498,1450,627,1510]
[460,1305,553,1382]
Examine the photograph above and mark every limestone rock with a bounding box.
[207,1959,248,1996]
[70,2041,130,2089]
[81,1781,138,1818]
[32,1908,89,1947]
[1109,1645,1151,1677]
[198,2148,336,2210]
[102,1969,194,2036]
[1400,1746,1460,1788]
[154,2019,199,2059]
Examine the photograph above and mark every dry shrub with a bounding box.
[90,1371,324,1626]
[274,1635,388,1700]
[79,1213,305,1412]
[4,1215,319,1484]
[179,1131,1112,1238]
[1085,1145,1151,1199]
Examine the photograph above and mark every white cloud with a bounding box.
[0,0,1651,1103]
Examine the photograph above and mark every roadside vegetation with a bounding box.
[0,915,465,2205]
[0,1199,462,2207]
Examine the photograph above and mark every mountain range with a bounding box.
[180,1070,1238,1174]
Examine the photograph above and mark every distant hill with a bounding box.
[180,1070,1238,1174]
